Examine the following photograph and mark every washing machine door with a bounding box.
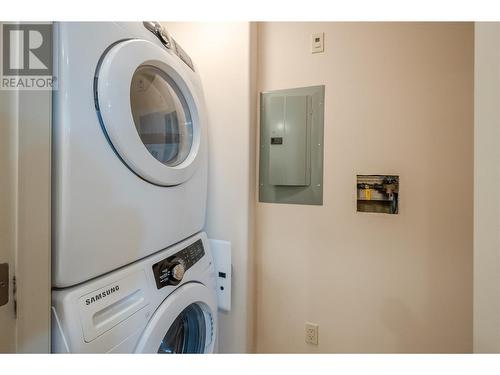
[95,39,204,186]
[135,282,217,353]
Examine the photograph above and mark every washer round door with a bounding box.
[135,282,217,353]
[95,39,205,186]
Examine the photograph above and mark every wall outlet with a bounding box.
[305,322,319,345]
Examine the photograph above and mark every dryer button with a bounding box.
[157,29,171,48]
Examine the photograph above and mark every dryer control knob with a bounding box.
[157,29,171,48]
[170,263,185,282]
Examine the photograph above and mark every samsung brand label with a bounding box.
[85,285,119,306]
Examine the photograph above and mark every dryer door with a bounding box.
[135,282,217,353]
[95,39,204,186]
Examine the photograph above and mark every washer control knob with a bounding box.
[170,263,185,282]
[143,21,161,34]
[143,21,171,48]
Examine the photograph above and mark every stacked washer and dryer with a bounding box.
[51,22,218,353]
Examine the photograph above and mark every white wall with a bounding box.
[474,22,500,353]
[163,22,256,353]
[255,22,473,353]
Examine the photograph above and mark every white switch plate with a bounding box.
[311,33,324,54]
[305,322,319,345]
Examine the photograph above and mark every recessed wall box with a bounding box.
[356,175,399,214]
[259,85,324,205]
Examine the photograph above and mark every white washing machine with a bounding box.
[52,22,208,287]
[51,232,217,353]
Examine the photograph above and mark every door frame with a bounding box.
[0,22,52,352]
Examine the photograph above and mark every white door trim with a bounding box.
[15,89,52,353]
[0,66,19,353]
[0,24,52,351]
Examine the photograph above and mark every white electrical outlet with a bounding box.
[305,322,319,345]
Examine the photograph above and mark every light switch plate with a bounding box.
[311,33,324,54]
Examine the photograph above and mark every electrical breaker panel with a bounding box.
[259,85,325,205]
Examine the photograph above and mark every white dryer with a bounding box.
[52,22,208,287]
[51,232,217,353]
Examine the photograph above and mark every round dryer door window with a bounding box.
[95,39,206,186]
[130,66,193,167]
[134,282,217,353]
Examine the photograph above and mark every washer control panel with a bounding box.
[152,239,205,289]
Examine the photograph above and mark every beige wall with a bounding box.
[164,22,256,353]
[474,22,500,353]
[255,22,473,353]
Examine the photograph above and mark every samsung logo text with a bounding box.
[85,285,120,306]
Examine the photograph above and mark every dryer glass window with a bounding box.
[130,65,193,167]
[158,303,209,354]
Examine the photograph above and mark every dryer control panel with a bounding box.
[152,239,205,289]
[143,21,195,71]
